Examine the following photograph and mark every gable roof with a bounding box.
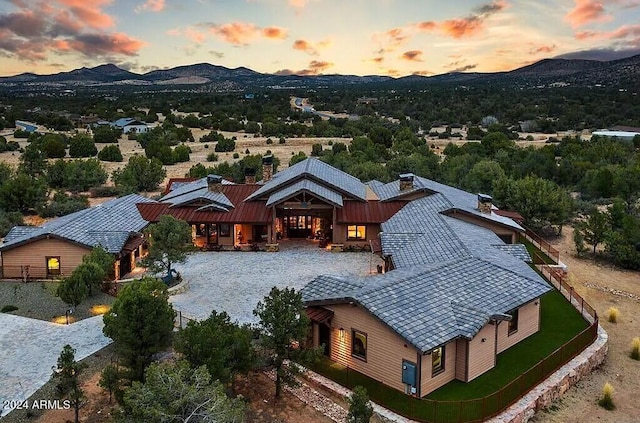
[266,179,344,207]
[112,118,147,128]
[246,158,367,202]
[0,194,154,254]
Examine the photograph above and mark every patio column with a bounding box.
[332,206,337,244]
[271,206,277,243]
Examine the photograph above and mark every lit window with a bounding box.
[432,346,445,376]
[347,225,366,240]
[508,308,519,335]
[46,257,61,276]
[351,329,367,361]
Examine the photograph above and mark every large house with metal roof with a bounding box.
[301,174,552,398]
[0,194,154,280]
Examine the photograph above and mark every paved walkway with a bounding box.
[0,313,110,417]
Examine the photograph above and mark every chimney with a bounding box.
[477,194,493,214]
[207,174,223,192]
[262,155,274,182]
[399,173,415,191]
[244,167,256,184]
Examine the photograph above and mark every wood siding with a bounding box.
[455,338,468,382]
[467,324,496,381]
[333,223,381,246]
[325,304,420,394]
[497,300,540,353]
[420,340,457,396]
[1,238,91,279]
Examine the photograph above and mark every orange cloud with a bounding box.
[565,0,610,28]
[414,1,506,39]
[401,50,423,61]
[64,32,146,56]
[262,26,288,39]
[200,21,287,45]
[56,0,115,29]
[574,24,640,40]
[136,0,166,13]
[416,21,437,31]
[529,44,557,54]
[274,59,333,76]
[372,56,384,63]
[412,70,433,76]
[293,39,318,55]
[386,69,400,77]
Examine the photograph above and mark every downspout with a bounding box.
[489,314,511,367]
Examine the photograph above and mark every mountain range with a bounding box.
[1,54,639,91]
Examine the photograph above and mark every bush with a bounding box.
[39,193,89,218]
[0,211,24,237]
[598,382,615,410]
[1,305,18,313]
[13,129,30,138]
[98,145,123,162]
[232,152,239,159]
[214,137,236,152]
[347,386,373,423]
[112,155,166,193]
[173,144,191,163]
[69,134,97,158]
[631,337,640,360]
[93,126,121,143]
[89,185,120,198]
[607,307,619,323]
[207,152,219,162]
[266,138,273,145]
[278,137,286,144]
[40,134,67,158]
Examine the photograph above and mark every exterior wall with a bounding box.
[455,338,468,382]
[497,300,540,353]
[235,223,253,244]
[420,340,457,396]
[324,304,421,394]
[333,223,381,246]
[447,211,519,244]
[123,124,148,133]
[1,238,91,279]
[467,323,497,382]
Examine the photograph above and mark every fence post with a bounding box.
[179,311,182,328]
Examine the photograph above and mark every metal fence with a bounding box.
[519,227,560,264]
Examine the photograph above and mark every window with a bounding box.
[432,346,445,376]
[46,256,61,276]
[219,223,231,237]
[508,308,519,335]
[351,329,367,361]
[347,225,366,240]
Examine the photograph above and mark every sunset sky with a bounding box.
[1,0,639,77]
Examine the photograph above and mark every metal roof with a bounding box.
[336,201,407,224]
[266,179,344,207]
[246,158,367,202]
[0,194,154,253]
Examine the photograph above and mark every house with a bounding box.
[301,178,552,397]
[111,118,149,134]
[0,194,154,281]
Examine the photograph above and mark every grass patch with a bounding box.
[426,290,588,400]
[598,382,615,410]
[607,307,619,323]
[520,237,556,265]
[631,337,640,360]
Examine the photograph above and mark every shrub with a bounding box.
[69,134,97,158]
[39,193,89,218]
[0,211,24,237]
[40,134,67,158]
[13,129,30,138]
[173,144,191,163]
[98,144,123,162]
[347,386,373,423]
[232,152,239,159]
[607,307,619,323]
[214,137,236,152]
[631,337,640,360]
[266,138,273,145]
[207,152,219,162]
[598,382,615,410]
[1,305,18,313]
[89,185,120,198]
[278,137,286,144]
[245,148,250,154]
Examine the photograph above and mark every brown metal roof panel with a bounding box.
[337,201,407,224]
[306,306,334,324]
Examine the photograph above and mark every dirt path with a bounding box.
[533,225,640,423]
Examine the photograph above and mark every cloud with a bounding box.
[401,50,423,61]
[450,63,478,72]
[414,1,506,39]
[293,39,317,55]
[274,59,333,75]
[529,44,557,54]
[197,21,287,45]
[555,46,640,60]
[209,50,224,58]
[371,56,384,63]
[135,0,166,13]
[412,70,433,76]
[564,0,610,28]
[386,69,400,77]
[0,0,145,62]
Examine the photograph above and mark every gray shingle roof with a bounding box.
[266,179,344,207]
[160,177,234,203]
[0,194,154,254]
[246,158,366,202]
[167,188,234,210]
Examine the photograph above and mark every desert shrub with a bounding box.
[232,152,239,159]
[278,137,285,144]
[0,211,24,237]
[215,137,236,152]
[266,138,273,145]
[13,129,30,138]
[631,337,640,360]
[98,145,123,162]
[598,382,615,410]
[39,193,89,218]
[607,307,619,323]
[69,134,97,158]
[89,186,120,198]
[1,305,18,313]
[40,134,67,158]
[207,152,219,162]
[93,126,121,143]
[173,144,191,163]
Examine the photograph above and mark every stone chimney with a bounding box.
[477,193,493,214]
[262,155,274,182]
[244,168,256,184]
[207,174,223,192]
[399,173,415,191]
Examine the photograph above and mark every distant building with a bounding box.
[14,120,38,133]
[357,97,378,104]
[592,130,640,141]
[111,118,149,134]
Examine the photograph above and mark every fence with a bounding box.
[519,227,560,264]
[309,269,599,423]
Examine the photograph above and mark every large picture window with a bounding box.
[347,225,366,240]
[46,256,61,276]
[432,346,445,376]
[508,308,519,335]
[351,329,367,361]
[219,223,231,237]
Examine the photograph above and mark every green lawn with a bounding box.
[519,237,557,265]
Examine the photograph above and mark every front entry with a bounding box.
[319,324,331,357]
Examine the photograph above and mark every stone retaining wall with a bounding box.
[168,279,189,295]
[489,324,608,423]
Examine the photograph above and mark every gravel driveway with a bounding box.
[171,242,377,324]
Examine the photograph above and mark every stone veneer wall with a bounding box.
[488,325,608,423]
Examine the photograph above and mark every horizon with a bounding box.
[1,1,640,78]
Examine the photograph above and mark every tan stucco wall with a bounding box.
[497,300,541,353]
[467,324,497,381]
[324,304,420,394]
[1,238,91,279]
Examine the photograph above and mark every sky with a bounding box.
[1,0,640,77]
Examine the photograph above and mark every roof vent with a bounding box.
[399,173,415,191]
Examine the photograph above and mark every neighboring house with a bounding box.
[0,194,154,280]
[111,117,149,134]
[14,120,38,133]
[301,177,552,397]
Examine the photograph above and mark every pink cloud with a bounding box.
[200,21,288,45]
[56,0,115,29]
[136,0,166,13]
[565,0,610,28]
[262,26,288,39]
[401,50,423,61]
[275,59,333,76]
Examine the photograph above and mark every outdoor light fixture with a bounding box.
[339,327,345,340]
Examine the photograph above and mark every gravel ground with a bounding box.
[170,241,380,324]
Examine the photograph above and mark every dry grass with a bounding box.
[607,306,620,323]
[631,337,640,361]
[598,382,615,410]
